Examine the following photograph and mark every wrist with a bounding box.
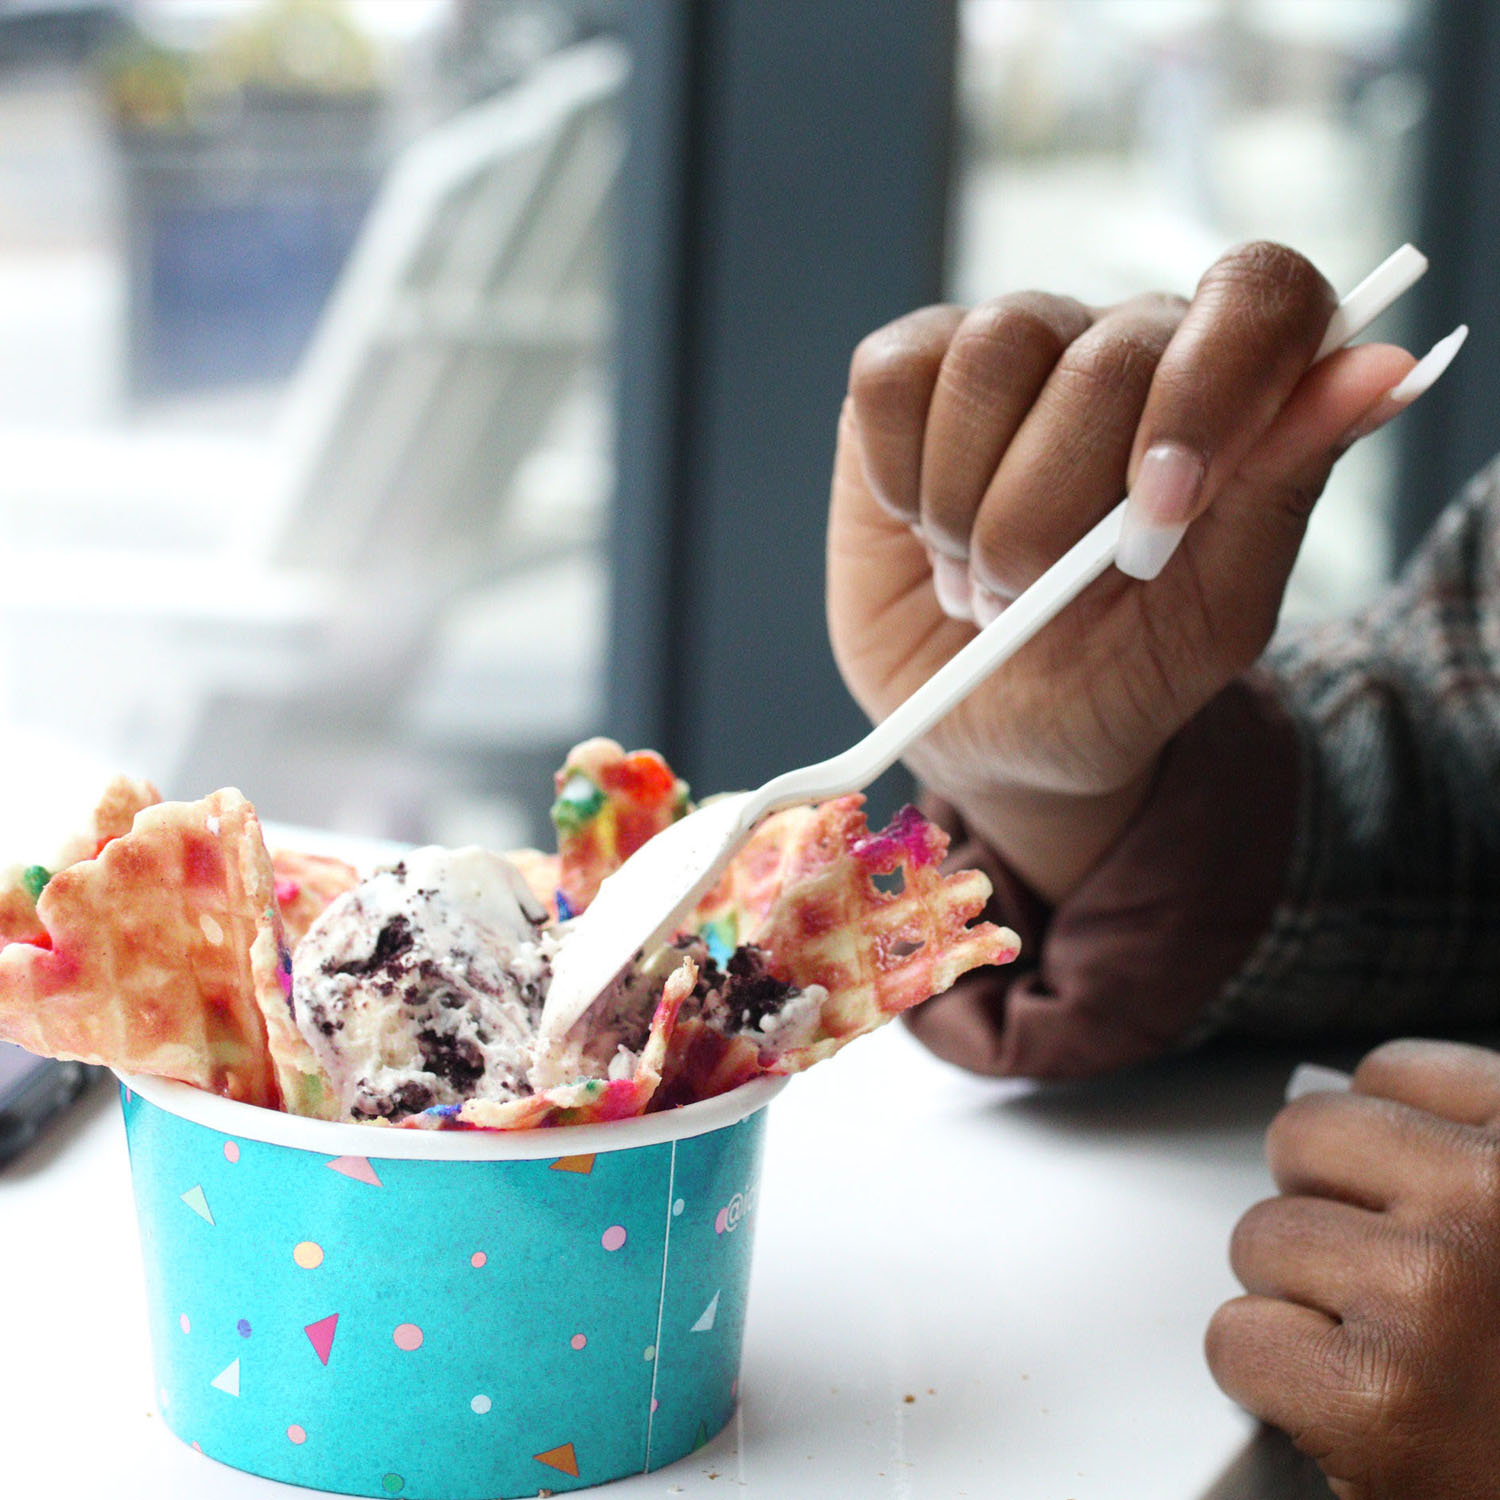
[929,768,1158,906]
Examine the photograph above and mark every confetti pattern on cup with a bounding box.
[121,1083,770,1499]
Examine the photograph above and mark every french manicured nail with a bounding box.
[971,583,1006,628]
[929,551,974,621]
[1285,1063,1352,1102]
[1117,442,1204,581]
[1341,324,1468,445]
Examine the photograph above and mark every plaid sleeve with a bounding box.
[1198,459,1500,1042]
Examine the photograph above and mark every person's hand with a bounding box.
[1208,1040,1500,1499]
[828,242,1420,902]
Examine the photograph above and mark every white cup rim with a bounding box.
[114,1069,789,1161]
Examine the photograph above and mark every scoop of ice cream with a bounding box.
[291,847,556,1121]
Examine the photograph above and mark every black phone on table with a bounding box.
[0,1041,94,1167]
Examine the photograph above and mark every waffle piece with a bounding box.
[650,1020,763,1112]
[0,775,161,946]
[660,799,1019,1103]
[59,775,162,861]
[551,738,689,917]
[0,790,285,1106]
[250,894,338,1121]
[415,956,697,1131]
[271,849,360,947]
[0,877,45,949]
[692,800,835,952]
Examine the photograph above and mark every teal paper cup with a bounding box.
[116,1071,785,1498]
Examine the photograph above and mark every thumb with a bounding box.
[1209,326,1465,566]
[1180,334,1459,658]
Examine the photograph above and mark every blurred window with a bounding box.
[951,0,1428,618]
[0,0,625,850]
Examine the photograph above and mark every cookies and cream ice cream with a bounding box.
[290,846,560,1121]
[288,845,834,1123]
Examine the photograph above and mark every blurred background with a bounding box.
[0,0,1480,855]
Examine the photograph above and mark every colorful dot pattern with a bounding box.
[120,1084,766,1499]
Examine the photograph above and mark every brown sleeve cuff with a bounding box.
[906,673,1301,1080]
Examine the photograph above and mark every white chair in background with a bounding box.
[0,38,626,833]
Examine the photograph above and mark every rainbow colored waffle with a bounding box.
[0,745,1019,1128]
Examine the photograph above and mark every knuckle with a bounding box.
[1202,1293,1295,1387]
[1338,1217,1500,1491]
[1353,1037,1443,1088]
[1337,1322,1429,1448]
[1052,324,1163,400]
[1264,1093,1324,1172]
[1392,1220,1455,1310]
[1200,239,1332,325]
[941,293,1084,400]
[1406,1216,1480,1326]
[849,321,938,411]
[1227,1196,1283,1274]
[1202,1298,1249,1374]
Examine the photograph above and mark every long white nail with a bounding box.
[1117,442,1204,581]
[1342,324,1468,445]
[930,552,974,621]
[1390,323,1467,403]
[1285,1063,1352,1101]
[1116,517,1188,581]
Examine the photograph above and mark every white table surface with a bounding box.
[1,1017,1311,1499]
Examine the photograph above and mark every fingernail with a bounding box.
[1285,1063,1353,1102]
[1341,323,1468,445]
[1116,442,1204,581]
[1392,323,1468,402]
[930,552,974,621]
[971,582,1006,627]
[1130,442,1205,524]
[1117,517,1188,581]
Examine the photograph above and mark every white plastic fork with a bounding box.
[537,244,1433,1043]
